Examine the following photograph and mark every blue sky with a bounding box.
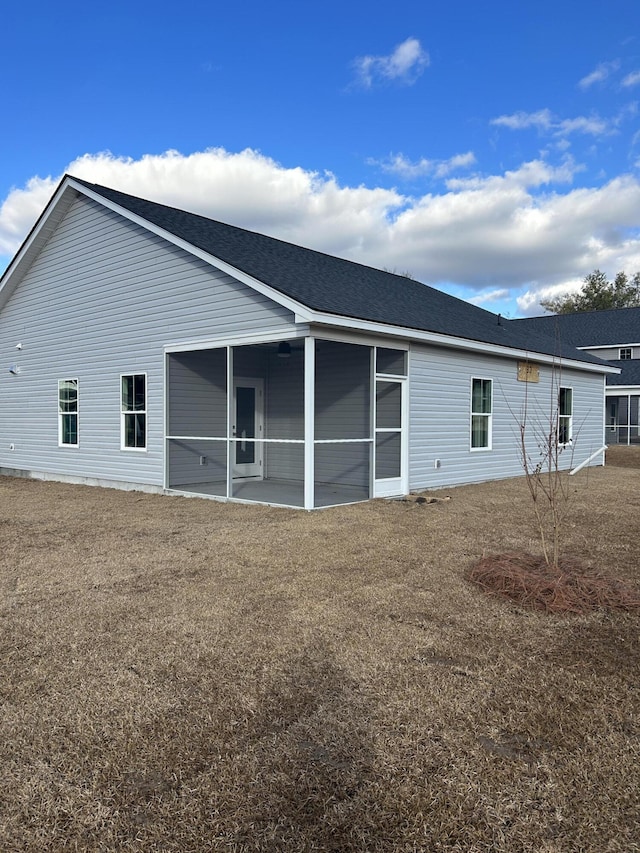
[2,0,640,316]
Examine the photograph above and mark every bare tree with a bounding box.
[518,363,576,568]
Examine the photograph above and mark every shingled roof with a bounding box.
[604,359,640,386]
[512,307,640,348]
[66,178,607,367]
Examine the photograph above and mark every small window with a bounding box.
[121,374,147,450]
[471,378,492,450]
[619,347,633,360]
[58,379,78,446]
[558,387,573,445]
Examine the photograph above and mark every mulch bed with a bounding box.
[466,552,640,615]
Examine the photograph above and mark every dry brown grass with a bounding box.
[1,463,639,852]
[606,443,640,469]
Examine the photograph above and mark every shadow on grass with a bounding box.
[107,641,392,852]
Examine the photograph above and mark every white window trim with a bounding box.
[558,385,573,446]
[619,347,633,360]
[58,378,79,448]
[470,377,493,452]
[120,372,148,452]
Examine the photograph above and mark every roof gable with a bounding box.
[0,175,612,370]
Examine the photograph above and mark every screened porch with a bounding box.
[165,337,407,509]
[606,394,640,445]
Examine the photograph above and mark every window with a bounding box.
[558,387,573,445]
[620,347,633,360]
[121,374,147,449]
[58,379,78,446]
[471,378,492,449]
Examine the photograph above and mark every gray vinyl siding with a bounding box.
[409,344,606,490]
[0,195,296,488]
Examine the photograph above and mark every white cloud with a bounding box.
[516,280,583,316]
[2,148,640,318]
[351,37,429,89]
[468,288,510,306]
[578,60,620,89]
[492,109,610,138]
[622,70,640,88]
[372,151,476,180]
[0,175,59,255]
[491,109,553,131]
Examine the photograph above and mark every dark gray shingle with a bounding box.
[73,178,607,366]
[513,307,640,348]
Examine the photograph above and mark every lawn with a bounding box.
[0,456,639,852]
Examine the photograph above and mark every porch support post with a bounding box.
[226,346,233,498]
[304,336,315,510]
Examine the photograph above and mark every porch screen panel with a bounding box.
[167,349,228,493]
[632,396,640,444]
[375,432,401,479]
[168,349,227,437]
[266,344,304,440]
[376,381,402,429]
[376,348,407,376]
[232,443,304,507]
[618,396,629,445]
[167,439,226,493]
[315,341,371,439]
[314,443,370,507]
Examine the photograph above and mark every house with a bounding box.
[0,175,617,509]
[514,308,640,446]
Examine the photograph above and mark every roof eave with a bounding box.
[305,310,619,373]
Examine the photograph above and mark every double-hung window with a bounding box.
[558,387,573,445]
[121,374,147,450]
[58,379,79,446]
[471,378,492,450]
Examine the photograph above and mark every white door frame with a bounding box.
[373,375,408,498]
[232,378,264,479]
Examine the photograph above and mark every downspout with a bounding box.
[569,446,608,476]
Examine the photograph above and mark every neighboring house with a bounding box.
[514,308,640,446]
[0,176,617,509]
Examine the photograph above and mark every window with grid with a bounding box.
[471,378,492,449]
[619,347,633,360]
[121,374,147,449]
[58,379,78,446]
[558,387,573,445]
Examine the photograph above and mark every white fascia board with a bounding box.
[605,385,640,394]
[67,178,314,322]
[164,326,309,353]
[305,311,619,374]
[0,179,78,310]
[577,343,640,351]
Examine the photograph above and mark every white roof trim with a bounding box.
[577,343,640,350]
[0,180,78,310]
[605,385,640,394]
[304,311,619,374]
